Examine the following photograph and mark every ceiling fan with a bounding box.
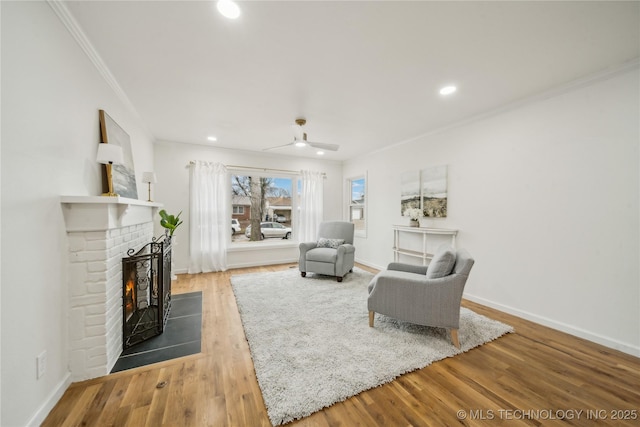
[263,118,339,152]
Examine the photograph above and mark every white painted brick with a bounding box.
[86,325,107,337]
[87,282,106,294]
[84,366,108,380]
[88,347,106,359]
[85,304,105,315]
[87,272,108,283]
[70,293,105,307]
[87,261,107,273]
[86,239,108,250]
[68,235,87,252]
[69,264,89,297]
[66,216,156,381]
[70,349,86,373]
[86,313,106,326]
[70,335,105,350]
[73,250,108,263]
[87,354,108,369]
[84,231,108,241]
[69,308,86,340]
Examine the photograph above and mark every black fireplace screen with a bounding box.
[122,234,172,349]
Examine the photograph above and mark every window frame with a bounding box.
[229,171,299,246]
[346,173,367,238]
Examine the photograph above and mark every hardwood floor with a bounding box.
[42,264,640,426]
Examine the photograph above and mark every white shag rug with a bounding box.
[230,267,513,426]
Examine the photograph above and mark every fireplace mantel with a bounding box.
[61,196,163,232]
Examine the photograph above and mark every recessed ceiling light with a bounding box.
[294,141,307,148]
[316,151,325,156]
[207,136,217,142]
[439,85,457,96]
[217,0,241,19]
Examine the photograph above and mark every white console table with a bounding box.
[392,225,458,265]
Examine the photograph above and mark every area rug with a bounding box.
[231,268,513,426]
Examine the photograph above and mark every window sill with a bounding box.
[229,240,299,252]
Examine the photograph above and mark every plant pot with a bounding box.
[409,219,420,227]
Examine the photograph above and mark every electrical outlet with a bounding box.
[36,351,47,379]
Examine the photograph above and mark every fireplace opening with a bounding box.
[122,234,172,349]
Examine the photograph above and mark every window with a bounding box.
[348,175,366,237]
[231,174,294,243]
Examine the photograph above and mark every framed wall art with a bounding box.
[99,109,138,199]
[400,165,448,218]
[421,165,447,218]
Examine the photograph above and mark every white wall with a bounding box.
[344,68,639,356]
[1,2,155,425]
[153,142,344,272]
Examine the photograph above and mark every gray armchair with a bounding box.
[367,245,474,348]
[299,221,355,282]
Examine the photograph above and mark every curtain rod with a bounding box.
[188,161,326,176]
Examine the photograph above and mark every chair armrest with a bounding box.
[337,243,355,255]
[367,270,466,328]
[298,242,317,272]
[299,242,317,253]
[387,262,428,275]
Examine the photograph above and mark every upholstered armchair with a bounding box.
[367,245,474,348]
[299,221,355,282]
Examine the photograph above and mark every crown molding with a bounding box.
[368,57,640,160]
[47,0,146,128]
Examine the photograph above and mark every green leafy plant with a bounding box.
[159,210,183,236]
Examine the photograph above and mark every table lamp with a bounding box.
[96,143,124,197]
[142,172,157,202]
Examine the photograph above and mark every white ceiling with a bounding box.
[64,1,639,161]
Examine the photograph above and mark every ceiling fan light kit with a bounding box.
[263,118,340,153]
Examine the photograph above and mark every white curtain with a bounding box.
[297,170,324,242]
[188,161,229,273]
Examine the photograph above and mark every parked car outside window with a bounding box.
[275,215,287,223]
[232,219,241,234]
[245,222,292,239]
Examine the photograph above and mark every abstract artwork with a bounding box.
[421,165,448,218]
[99,110,138,199]
[400,166,448,218]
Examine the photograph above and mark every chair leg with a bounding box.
[369,311,375,327]
[301,272,306,277]
[337,276,343,282]
[451,329,460,348]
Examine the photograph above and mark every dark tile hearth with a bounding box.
[111,292,202,373]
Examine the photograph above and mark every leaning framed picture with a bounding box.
[99,110,138,199]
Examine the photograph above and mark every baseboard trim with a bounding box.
[227,258,299,270]
[354,258,385,272]
[25,372,72,427]
[464,293,640,357]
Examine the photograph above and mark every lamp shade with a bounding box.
[142,172,157,184]
[96,143,123,165]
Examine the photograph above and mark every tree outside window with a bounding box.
[231,175,293,242]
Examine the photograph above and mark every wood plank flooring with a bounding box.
[42,264,640,426]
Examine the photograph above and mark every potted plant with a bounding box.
[159,210,183,237]
[403,207,422,227]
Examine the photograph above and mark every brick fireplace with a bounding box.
[61,196,162,381]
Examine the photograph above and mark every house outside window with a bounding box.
[348,175,366,237]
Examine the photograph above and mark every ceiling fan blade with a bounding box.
[263,142,294,151]
[308,141,339,151]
